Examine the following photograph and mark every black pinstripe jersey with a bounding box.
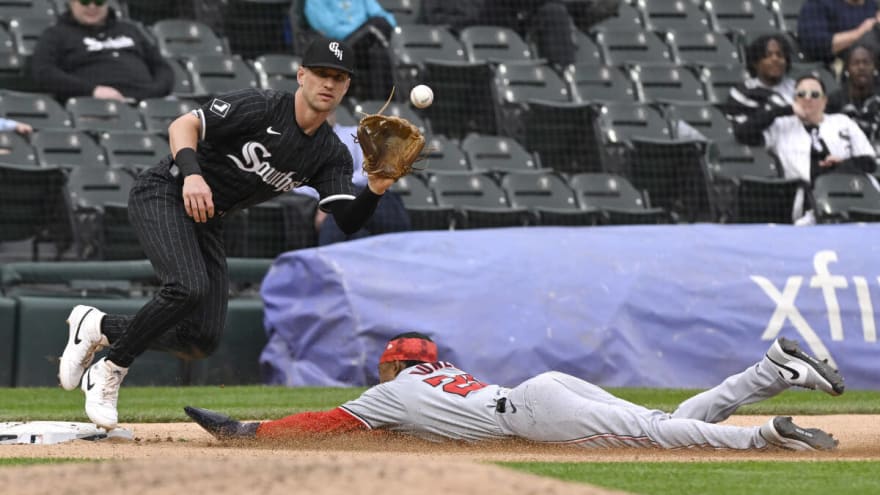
[189,88,356,213]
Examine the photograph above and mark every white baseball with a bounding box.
[410,84,434,109]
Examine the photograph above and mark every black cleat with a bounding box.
[184,406,260,439]
[760,416,838,451]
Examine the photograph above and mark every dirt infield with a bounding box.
[1,415,878,495]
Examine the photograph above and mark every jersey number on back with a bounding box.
[423,374,486,397]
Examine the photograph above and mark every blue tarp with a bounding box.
[260,224,880,389]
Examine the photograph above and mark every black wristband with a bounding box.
[174,147,202,177]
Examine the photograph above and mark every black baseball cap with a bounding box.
[302,37,355,75]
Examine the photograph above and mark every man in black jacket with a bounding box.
[31,0,173,102]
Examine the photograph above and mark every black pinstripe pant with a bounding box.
[101,162,228,367]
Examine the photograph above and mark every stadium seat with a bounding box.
[0,0,55,24]
[0,25,13,52]
[0,90,71,129]
[667,102,734,142]
[138,97,199,135]
[709,140,780,181]
[166,58,197,98]
[638,0,711,34]
[185,54,258,97]
[420,60,497,138]
[378,0,422,25]
[0,163,73,260]
[99,130,166,171]
[334,104,359,126]
[389,24,465,81]
[598,102,672,145]
[564,64,638,103]
[568,172,669,224]
[773,0,805,34]
[706,0,778,39]
[31,129,106,169]
[66,97,145,133]
[427,171,531,229]
[588,3,644,33]
[627,138,714,222]
[812,173,880,223]
[0,130,36,166]
[7,16,53,56]
[493,62,570,138]
[701,64,749,103]
[389,174,456,230]
[252,54,301,92]
[631,64,707,104]
[572,29,604,65]
[501,170,603,226]
[594,29,674,67]
[494,62,570,104]
[152,19,226,58]
[459,25,533,64]
[352,99,429,134]
[421,134,470,173]
[730,175,806,224]
[238,199,287,259]
[523,99,604,174]
[0,49,26,91]
[668,30,741,68]
[461,133,540,173]
[66,167,137,259]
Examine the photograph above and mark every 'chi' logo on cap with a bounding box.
[328,41,343,61]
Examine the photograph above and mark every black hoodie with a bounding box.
[30,8,174,102]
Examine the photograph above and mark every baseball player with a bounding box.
[186,333,843,451]
[58,37,396,429]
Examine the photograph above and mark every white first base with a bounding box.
[0,421,133,445]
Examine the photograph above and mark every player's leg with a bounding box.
[80,170,211,428]
[497,372,835,450]
[671,337,845,423]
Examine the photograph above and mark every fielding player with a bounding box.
[58,37,396,429]
[186,333,844,451]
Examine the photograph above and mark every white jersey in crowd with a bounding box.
[763,112,876,183]
[341,361,508,441]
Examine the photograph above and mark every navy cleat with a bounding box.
[760,416,838,451]
[184,406,260,440]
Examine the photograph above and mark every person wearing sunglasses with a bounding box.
[30,0,174,102]
[723,34,797,146]
[743,74,878,223]
[827,43,880,141]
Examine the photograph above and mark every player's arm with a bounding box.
[168,112,214,223]
[255,407,370,439]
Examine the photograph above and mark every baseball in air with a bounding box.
[410,84,434,109]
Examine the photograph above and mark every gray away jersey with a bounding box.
[190,88,356,213]
[340,362,510,442]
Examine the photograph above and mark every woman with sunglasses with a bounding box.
[745,74,878,223]
[31,0,174,102]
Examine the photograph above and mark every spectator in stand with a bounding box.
[0,118,33,136]
[31,0,174,102]
[723,34,797,146]
[304,0,397,100]
[422,0,577,69]
[296,110,411,245]
[826,43,880,140]
[738,74,878,224]
[797,0,880,64]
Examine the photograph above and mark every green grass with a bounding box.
[0,458,91,467]
[500,461,880,495]
[1,386,877,423]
